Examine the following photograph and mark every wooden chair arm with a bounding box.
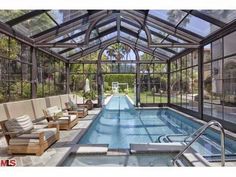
[67,111,78,114]
[4,130,25,137]
[77,104,88,109]
[47,122,59,131]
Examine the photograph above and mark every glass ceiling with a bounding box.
[0,10,236,61]
[199,10,236,23]
[0,10,32,23]
[178,14,220,37]
[149,10,187,26]
[13,13,56,37]
[48,10,87,24]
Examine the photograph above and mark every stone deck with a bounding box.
[0,108,101,166]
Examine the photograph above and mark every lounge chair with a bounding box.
[43,106,79,130]
[0,115,59,156]
[68,94,90,109]
[65,101,88,118]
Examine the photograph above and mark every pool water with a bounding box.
[79,95,236,159]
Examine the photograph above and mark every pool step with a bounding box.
[130,143,184,154]
[182,152,211,167]
[71,144,108,154]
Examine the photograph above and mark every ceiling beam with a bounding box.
[35,27,118,49]
[120,26,177,55]
[121,18,191,44]
[69,36,168,62]
[69,37,117,61]
[57,17,117,43]
[37,48,68,62]
[183,10,226,28]
[84,11,152,46]
[0,21,33,46]
[117,14,121,42]
[32,11,107,42]
[200,19,236,46]
[6,10,49,26]
[135,10,149,46]
[120,37,168,61]
[149,43,200,48]
[123,10,203,43]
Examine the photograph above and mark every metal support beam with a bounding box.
[35,43,78,48]
[0,21,67,62]
[136,53,141,107]
[57,17,117,43]
[35,26,117,50]
[33,11,106,42]
[198,47,204,120]
[120,37,168,60]
[70,36,169,62]
[183,10,226,28]
[117,14,121,42]
[123,10,203,43]
[6,10,48,26]
[31,47,37,99]
[167,60,171,104]
[122,18,192,44]
[97,52,103,107]
[69,37,117,61]
[201,20,236,46]
[120,26,175,57]
[84,11,152,46]
[149,43,200,48]
[66,62,70,94]
[0,21,34,46]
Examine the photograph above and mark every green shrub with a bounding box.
[83,90,97,100]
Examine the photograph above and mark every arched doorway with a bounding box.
[97,42,140,106]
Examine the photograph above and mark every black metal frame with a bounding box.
[1,9,236,131]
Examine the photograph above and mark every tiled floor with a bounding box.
[0,108,101,166]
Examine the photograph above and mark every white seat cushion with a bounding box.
[9,138,40,145]
[57,115,77,124]
[32,127,57,140]
[9,127,57,145]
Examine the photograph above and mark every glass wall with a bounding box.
[36,50,66,97]
[69,55,98,102]
[140,53,168,104]
[0,33,32,103]
[170,50,198,112]
[203,30,236,124]
[0,31,67,103]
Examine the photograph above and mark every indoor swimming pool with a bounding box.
[78,95,236,160]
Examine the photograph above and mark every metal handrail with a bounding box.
[183,122,210,143]
[172,120,225,167]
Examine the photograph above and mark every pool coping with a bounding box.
[67,101,236,166]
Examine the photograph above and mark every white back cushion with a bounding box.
[0,104,8,121]
[45,106,62,117]
[5,115,34,133]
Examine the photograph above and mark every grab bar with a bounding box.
[172,120,225,167]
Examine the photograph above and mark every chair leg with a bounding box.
[7,149,12,155]
[36,148,44,156]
